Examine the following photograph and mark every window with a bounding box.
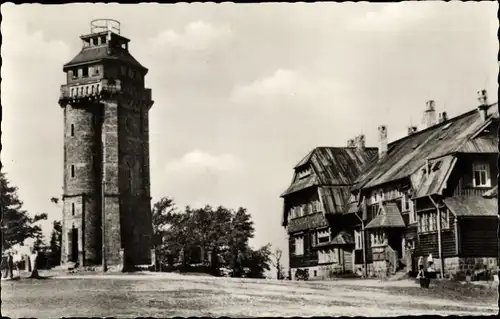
[73,69,79,79]
[92,38,98,46]
[294,236,304,256]
[441,209,450,229]
[71,203,75,216]
[82,67,88,77]
[354,230,363,250]
[100,36,106,44]
[409,201,416,224]
[121,66,127,76]
[96,84,100,93]
[401,192,411,212]
[473,163,490,187]
[317,228,330,244]
[418,211,438,233]
[371,230,386,246]
[314,270,317,277]
[303,203,310,215]
[71,165,75,178]
[70,124,75,136]
[93,66,100,76]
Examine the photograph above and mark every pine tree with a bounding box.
[0,171,47,250]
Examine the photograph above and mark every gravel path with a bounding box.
[1,272,497,318]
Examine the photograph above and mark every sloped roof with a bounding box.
[320,186,352,215]
[413,156,457,199]
[63,46,147,71]
[365,202,405,229]
[283,147,378,197]
[281,174,319,197]
[444,196,497,217]
[356,103,498,191]
[331,230,355,245]
[482,185,498,198]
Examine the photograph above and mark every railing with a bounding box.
[60,80,153,105]
[60,79,122,100]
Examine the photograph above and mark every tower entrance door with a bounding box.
[70,228,79,263]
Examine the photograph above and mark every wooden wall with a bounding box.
[459,217,498,257]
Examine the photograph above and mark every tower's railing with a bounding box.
[60,79,152,105]
[60,79,122,101]
[91,19,120,35]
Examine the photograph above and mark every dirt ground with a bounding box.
[1,271,498,318]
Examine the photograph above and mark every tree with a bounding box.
[225,208,254,277]
[1,171,47,251]
[150,197,179,269]
[270,247,285,280]
[49,220,62,266]
[243,244,271,279]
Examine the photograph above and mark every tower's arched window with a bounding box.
[86,86,89,95]
[96,84,100,93]
[80,87,84,96]
[71,88,74,97]
[91,85,95,94]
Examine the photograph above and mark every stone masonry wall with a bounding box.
[432,257,498,279]
[62,103,101,266]
[102,101,122,266]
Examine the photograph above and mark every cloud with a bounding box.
[165,150,240,172]
[230,69,347,107]
[148,21,233,52]
[348,3,434,31]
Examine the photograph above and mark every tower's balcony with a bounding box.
[59,79,122,104]
[59,79,152,106]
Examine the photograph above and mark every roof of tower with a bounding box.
[63,35,148,73]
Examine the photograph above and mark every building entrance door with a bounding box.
[71,228,79,263]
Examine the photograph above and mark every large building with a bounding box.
[281,90,498,280]
[58,20,154,269]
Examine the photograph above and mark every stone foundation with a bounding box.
[428,257,498,279]
[373,260,388,278]
[291,263,350,280]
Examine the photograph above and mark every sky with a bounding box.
[1,2,498,270]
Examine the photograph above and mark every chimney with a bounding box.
[354,134,366,151]
[407,126,418,136]
[378,125,388,160]
[438,112,448,123]
[477,89,488,122]
[347,139,355,148]
[424,100,437,128]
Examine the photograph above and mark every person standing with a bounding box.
[7,251,14,279]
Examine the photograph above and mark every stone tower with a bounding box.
[58,19,154,269]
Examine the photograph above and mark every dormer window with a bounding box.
[297,167,311,179]
[473,163,490,187]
